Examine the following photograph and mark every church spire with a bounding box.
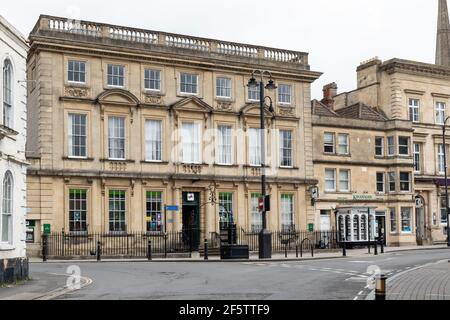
[436,0,450,66]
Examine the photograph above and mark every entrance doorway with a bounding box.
[415,196,425,246]
[375,212,386,245]
[182,192,201,250]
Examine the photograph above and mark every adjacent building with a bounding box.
[25,15,321,254]
[0,16,29,283]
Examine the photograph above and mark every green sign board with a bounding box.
[43,224,51,235]
[308,223,314,232]
[352,194,376,201]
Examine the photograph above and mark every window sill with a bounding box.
[322,153,351,157]
[141,160,169,164]
[63,156,94,161]
[215,97,233,102]
[0,244,15,251]
[279,166,299,170]
[215,163,239,168]
[143,89,163,95]
[178,92,200,98]
[67,81,88,88]
[101,159,136,163]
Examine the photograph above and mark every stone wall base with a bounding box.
[0,258,29,285]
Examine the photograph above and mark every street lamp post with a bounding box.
[248,70,276,259]
[442,116,450,247]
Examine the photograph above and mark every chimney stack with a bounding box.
[436,0,450,66]
[321,82,338,109]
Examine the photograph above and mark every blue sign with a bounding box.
[166,205,179,211]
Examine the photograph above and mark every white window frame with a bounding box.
[146,191,163,233]
[339,169,350,192]
[107,64,125,88]
[413,143,421,173]
[387,136,395,156]
[324,132,335,154]
[438,144,446,175]
[217,125,233,165]
[399,172,411,192]
[408,98,420,123]
[181,122,201,164]
[108,190,127,233]
[388,172,396,193]
[375,137,384,157]
[248,85,260,102]
[280,130,293,168]
[249,128,262,166]
[389,207,397,233]
[1,171,13,244]
[68,113,88,158]
[280,194,294,231]
[68,60,86,84]
[376,172,385,194]
[278,84,292,105]
[108,116,126,160]
[144,69,161,92]
[251,193,263,232]
[338,134,349,155]
[3,59,13,128]
[436,102,446,125]
[216,77,232,99]
[401,207,412,233]
[145,119,163,162]
[325,169,336,192]
[180,73,198,95]
[398,136,410,156]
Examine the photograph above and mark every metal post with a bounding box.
[375,274,388,300]
[164,234,168,259]
[42,234,48,262]
[380,235,384,254]
[296,245,299,258]
[311,244,314,258]
[147,239,152,261]
[204,238,208,260]
[443,120,450,248]
[97,241,101,261]
[342,236,347,257]
[285,244,288,258]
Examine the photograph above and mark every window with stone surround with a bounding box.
[398,136,410,156]
[438,144,446,174]
[108,116,126,160]
[251,193,262,232]
[339,169,350,192]
[280,130,293,167]
[217,125,232,165]
[413,143,421,173]
[69,189,88,233]
[387,136,395,156]
[278,84,292,105]
[249,128,261,166]
[145,119,162,162]
[248,85,260,101]
[68,114,87,158]
[401,207,412,233]
[338,134,349,155]
[390,207,397,233]
[388,172,396,193]
[280,194,294,231]
[324,132,335,154]
[408,98,420,123]
[107,64,125,87]
[436,102,446,125]
[376,172,385,193]
[182,122,201,164]
[68,60,86,84]
[109,190,126,232]
[180,73,198,94]
[1,171,13,243]
[144,69,161,91]
[325,169,336,192]
[216,77,232,98]
[399,172,411,192]
[3,59,13,128]
[146,191,163,232]
[375,137,384,156]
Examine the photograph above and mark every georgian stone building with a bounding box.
[0,15,28,283]
[25,15,321,254]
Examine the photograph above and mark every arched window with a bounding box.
[1,171,13,243]
[361,215,367,241]
[353,215,360,241]
[3,59,13,128]
[345,215,351,241]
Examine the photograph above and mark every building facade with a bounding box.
[0,16,29,283]
[26,15,321,255]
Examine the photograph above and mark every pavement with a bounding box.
[1,245,447,300]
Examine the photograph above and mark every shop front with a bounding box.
[335,206,377,247]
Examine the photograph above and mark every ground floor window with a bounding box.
[401,207,412,233]
[337,209,374,242]
[389,207,397,233]
[219,192,233,230]
[69,189,88,233]
[251,193,262,232]
[146,191,163,232]
[441,195,448,224]
[280,194,294,231]
[109,190,126,232]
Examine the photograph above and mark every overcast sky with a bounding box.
[1,0,439,99]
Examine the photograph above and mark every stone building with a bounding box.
[25,15,321,254]
[0,16,29,283]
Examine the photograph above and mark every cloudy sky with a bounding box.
[1,0,439,98]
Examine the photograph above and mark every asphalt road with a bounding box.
[25,249,450,300]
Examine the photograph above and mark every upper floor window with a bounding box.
[108,116,125,160]
[249,128,262,166]
[68,114,87,158]
[216,77,232,98]
[280,130,293,167]
[278,84,292,105]
[375,137,384,156]
[68,60,86,84]
[387,136,395,156]
[338,134,349,155]
[436,102,446,125]
[339,169,350,192]
[376,172,385,193]
[324,133,335,154]
[1,171,13,243]
[107,64,125,87]
[180,73,198,94]
[325,169,336,192]
[399,172,411,192]
[145,120,162,162]
[413,143,421,173]
[3,59,13,128]
[398,137,410,156]
[144,69,161,91]
[217,125,232,165]
[388,172,396,192]
[408,98,420,123]
[182,122,201,164]
[438,144,446,174]
[248,84,260,101]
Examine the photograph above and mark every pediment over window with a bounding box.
[239,104,274,118]
[96,89,140,107]
[170,96,213,114]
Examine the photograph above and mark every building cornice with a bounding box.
[380,58,450,80]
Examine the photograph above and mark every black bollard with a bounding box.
[374,240,378,256]
[164,234,168,259]
[296,245,299,258]
[342,239,347,257]
[285,245,288,258]
[42,235,48,262]
[97,241,101,261]
[380,236,384,254]
[147,239,152,261]
[375,274,388,300]
[204,239,208,260]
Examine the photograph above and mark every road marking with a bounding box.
[353,297,358,300]
[358,291,364,295]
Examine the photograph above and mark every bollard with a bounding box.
[368,241,371,254]
[164,234,168,259]
[380,237,384,254]
[296,245,299,258]
[375,274,388,300]
[204,239,209,260]
[342,240,347,257]
[42,235,48,262]
[285,245,288,258]
[311,245,314,258]
[97,241,101,261]
[147,240,152,261]
[374,240,378,256]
